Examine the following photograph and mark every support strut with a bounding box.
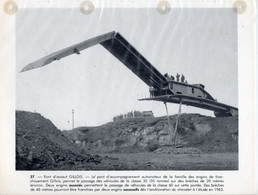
[173,100,182,145]
[164,102,173,143]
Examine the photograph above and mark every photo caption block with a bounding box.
[29,174,224,193]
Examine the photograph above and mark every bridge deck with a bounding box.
[21,31,167,89]
[140,94,238,114]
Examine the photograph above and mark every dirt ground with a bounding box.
[55,152,238,170]
[16,111,238,170]
[97,152,238,170]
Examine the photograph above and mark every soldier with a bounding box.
[164,73,169,81]
[149,86,154,97]
[185,80,188,84]
[176,73,180,82]
[171,75,175,81]
[181,74,185,83]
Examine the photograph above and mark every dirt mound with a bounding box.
[196,116,238,152]
[16,111,100,170]
[63,114,238,154]
[16,111,238,170]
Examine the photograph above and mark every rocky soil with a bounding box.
[16,111,238,170]
[16,111,102,170]
[63,114,238,154]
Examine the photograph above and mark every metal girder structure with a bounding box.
[140,94,238,115]
[21,31,238,117]
[21,31,167,89]
[21,31,116,72]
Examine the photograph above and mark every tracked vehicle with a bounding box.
[21,31,238,117]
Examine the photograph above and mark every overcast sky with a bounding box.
[16,8,238,130]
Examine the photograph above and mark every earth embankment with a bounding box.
[63,114,238,154]
[16,110,238,170]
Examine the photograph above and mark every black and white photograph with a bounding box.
[15,5,239,171]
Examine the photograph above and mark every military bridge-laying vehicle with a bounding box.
[21,31,238,118]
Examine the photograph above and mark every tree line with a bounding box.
[113,111,151,122]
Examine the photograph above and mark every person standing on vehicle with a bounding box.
[176,73,180,82]
[181,74,185,83]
